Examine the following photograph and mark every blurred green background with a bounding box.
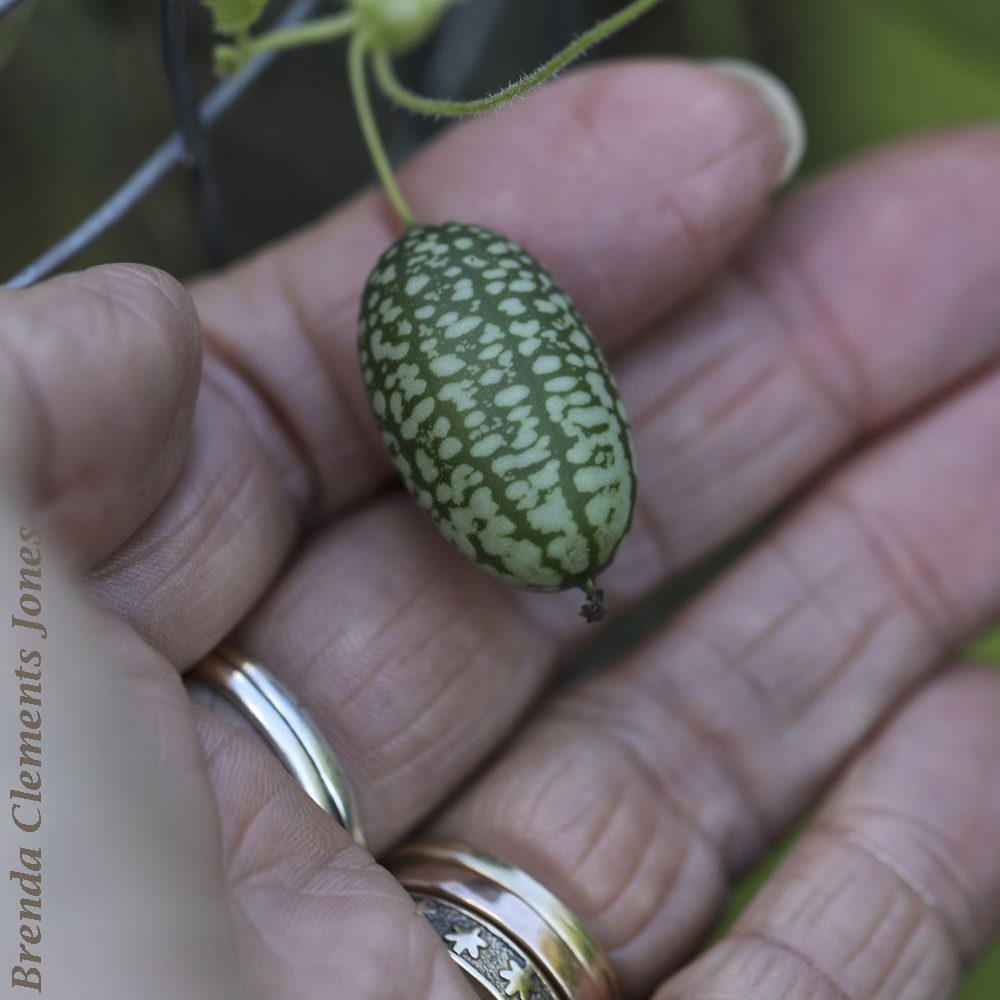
[1,0,998,994]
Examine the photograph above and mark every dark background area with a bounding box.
[1,1,998,993]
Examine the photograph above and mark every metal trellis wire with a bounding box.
[0,0,30,17]
[2,0,319,289]
[160,0,230,266]
[2,1,587,290]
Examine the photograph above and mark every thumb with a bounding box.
[0,264,201,568]
[1,265,241,998]
[0,490,245,999]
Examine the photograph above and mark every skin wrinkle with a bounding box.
[725,930,854,1000]
[764,520,871,647]
[213,754,416,1000]
[200,224,392,521]
[647,123,774,275]
[566,780,632,872]
[48,274,199,535]
[139,454,260,608]
[582,617,777,863]
[620,313,817,578]
[509,771,670,947]
[315,560,520,743]
[485,755,699,966]
[770,238,875,427]
[696,359,786,438]
[831,837,958,998]
[865,913,936,1000]
[791,605,894,720]
[820,487,957,650]
[561,69,777,319]
[270,243,384,515]
[839,876,909,984]
[556,704,734,884]
[733,252,864,440]
[527,65,781,350]
[88,364,285,585]
[79,262,201,343]
[855,484,973,636]
[369,631,481,768]
[628,325,750,438]
[335,580,435,711]
[818,803,977,936]
[203,328,321,526]
[561,70,671,315]
[215,776,297,883]
[671,615,780,733]
[720,524,894,719]
[704,549,822,672]
[630,660,773,861]
[812,823,968,966]
[634,413,791,578]
[595,815,688,957]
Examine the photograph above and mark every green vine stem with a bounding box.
[348,33,418,228]
[209,0,669,229]
[246,10,357,56]
[371,0,666,118]
[216,11,358,73]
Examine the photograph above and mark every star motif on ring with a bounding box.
[444,925,486,960]
[499,959,535,999]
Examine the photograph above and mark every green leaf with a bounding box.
[201,0,268,35]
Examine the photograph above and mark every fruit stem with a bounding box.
[348,32,418,229]
[371,0,666,118]
[580,584,607,625]
[243,10,358,57]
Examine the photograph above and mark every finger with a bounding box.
[656,667,1000,1000]
[432,355,1000,996]
[218,128,1000,865]
[530,126,1000,632]
[231,491,556,852]
[193,707,475,1000]
[0,263,201,567]
[86,61,794,666]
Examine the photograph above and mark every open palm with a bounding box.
[5,61,1000,1000]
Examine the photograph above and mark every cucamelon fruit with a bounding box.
[358,223,636,621]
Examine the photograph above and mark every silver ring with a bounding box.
[390,838,621,1000]
[186,644,365,846]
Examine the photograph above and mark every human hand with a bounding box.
[4,60,1000,1000]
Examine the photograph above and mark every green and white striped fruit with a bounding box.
[358,222,636,621]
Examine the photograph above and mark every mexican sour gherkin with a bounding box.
[358,223,636,621]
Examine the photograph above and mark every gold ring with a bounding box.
[390,838,621,1000]
[186,644,365,846]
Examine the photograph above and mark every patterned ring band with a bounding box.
[186,644,365,846]
[390,838,621,1000]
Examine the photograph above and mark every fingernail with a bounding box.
[707,59,807,186]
